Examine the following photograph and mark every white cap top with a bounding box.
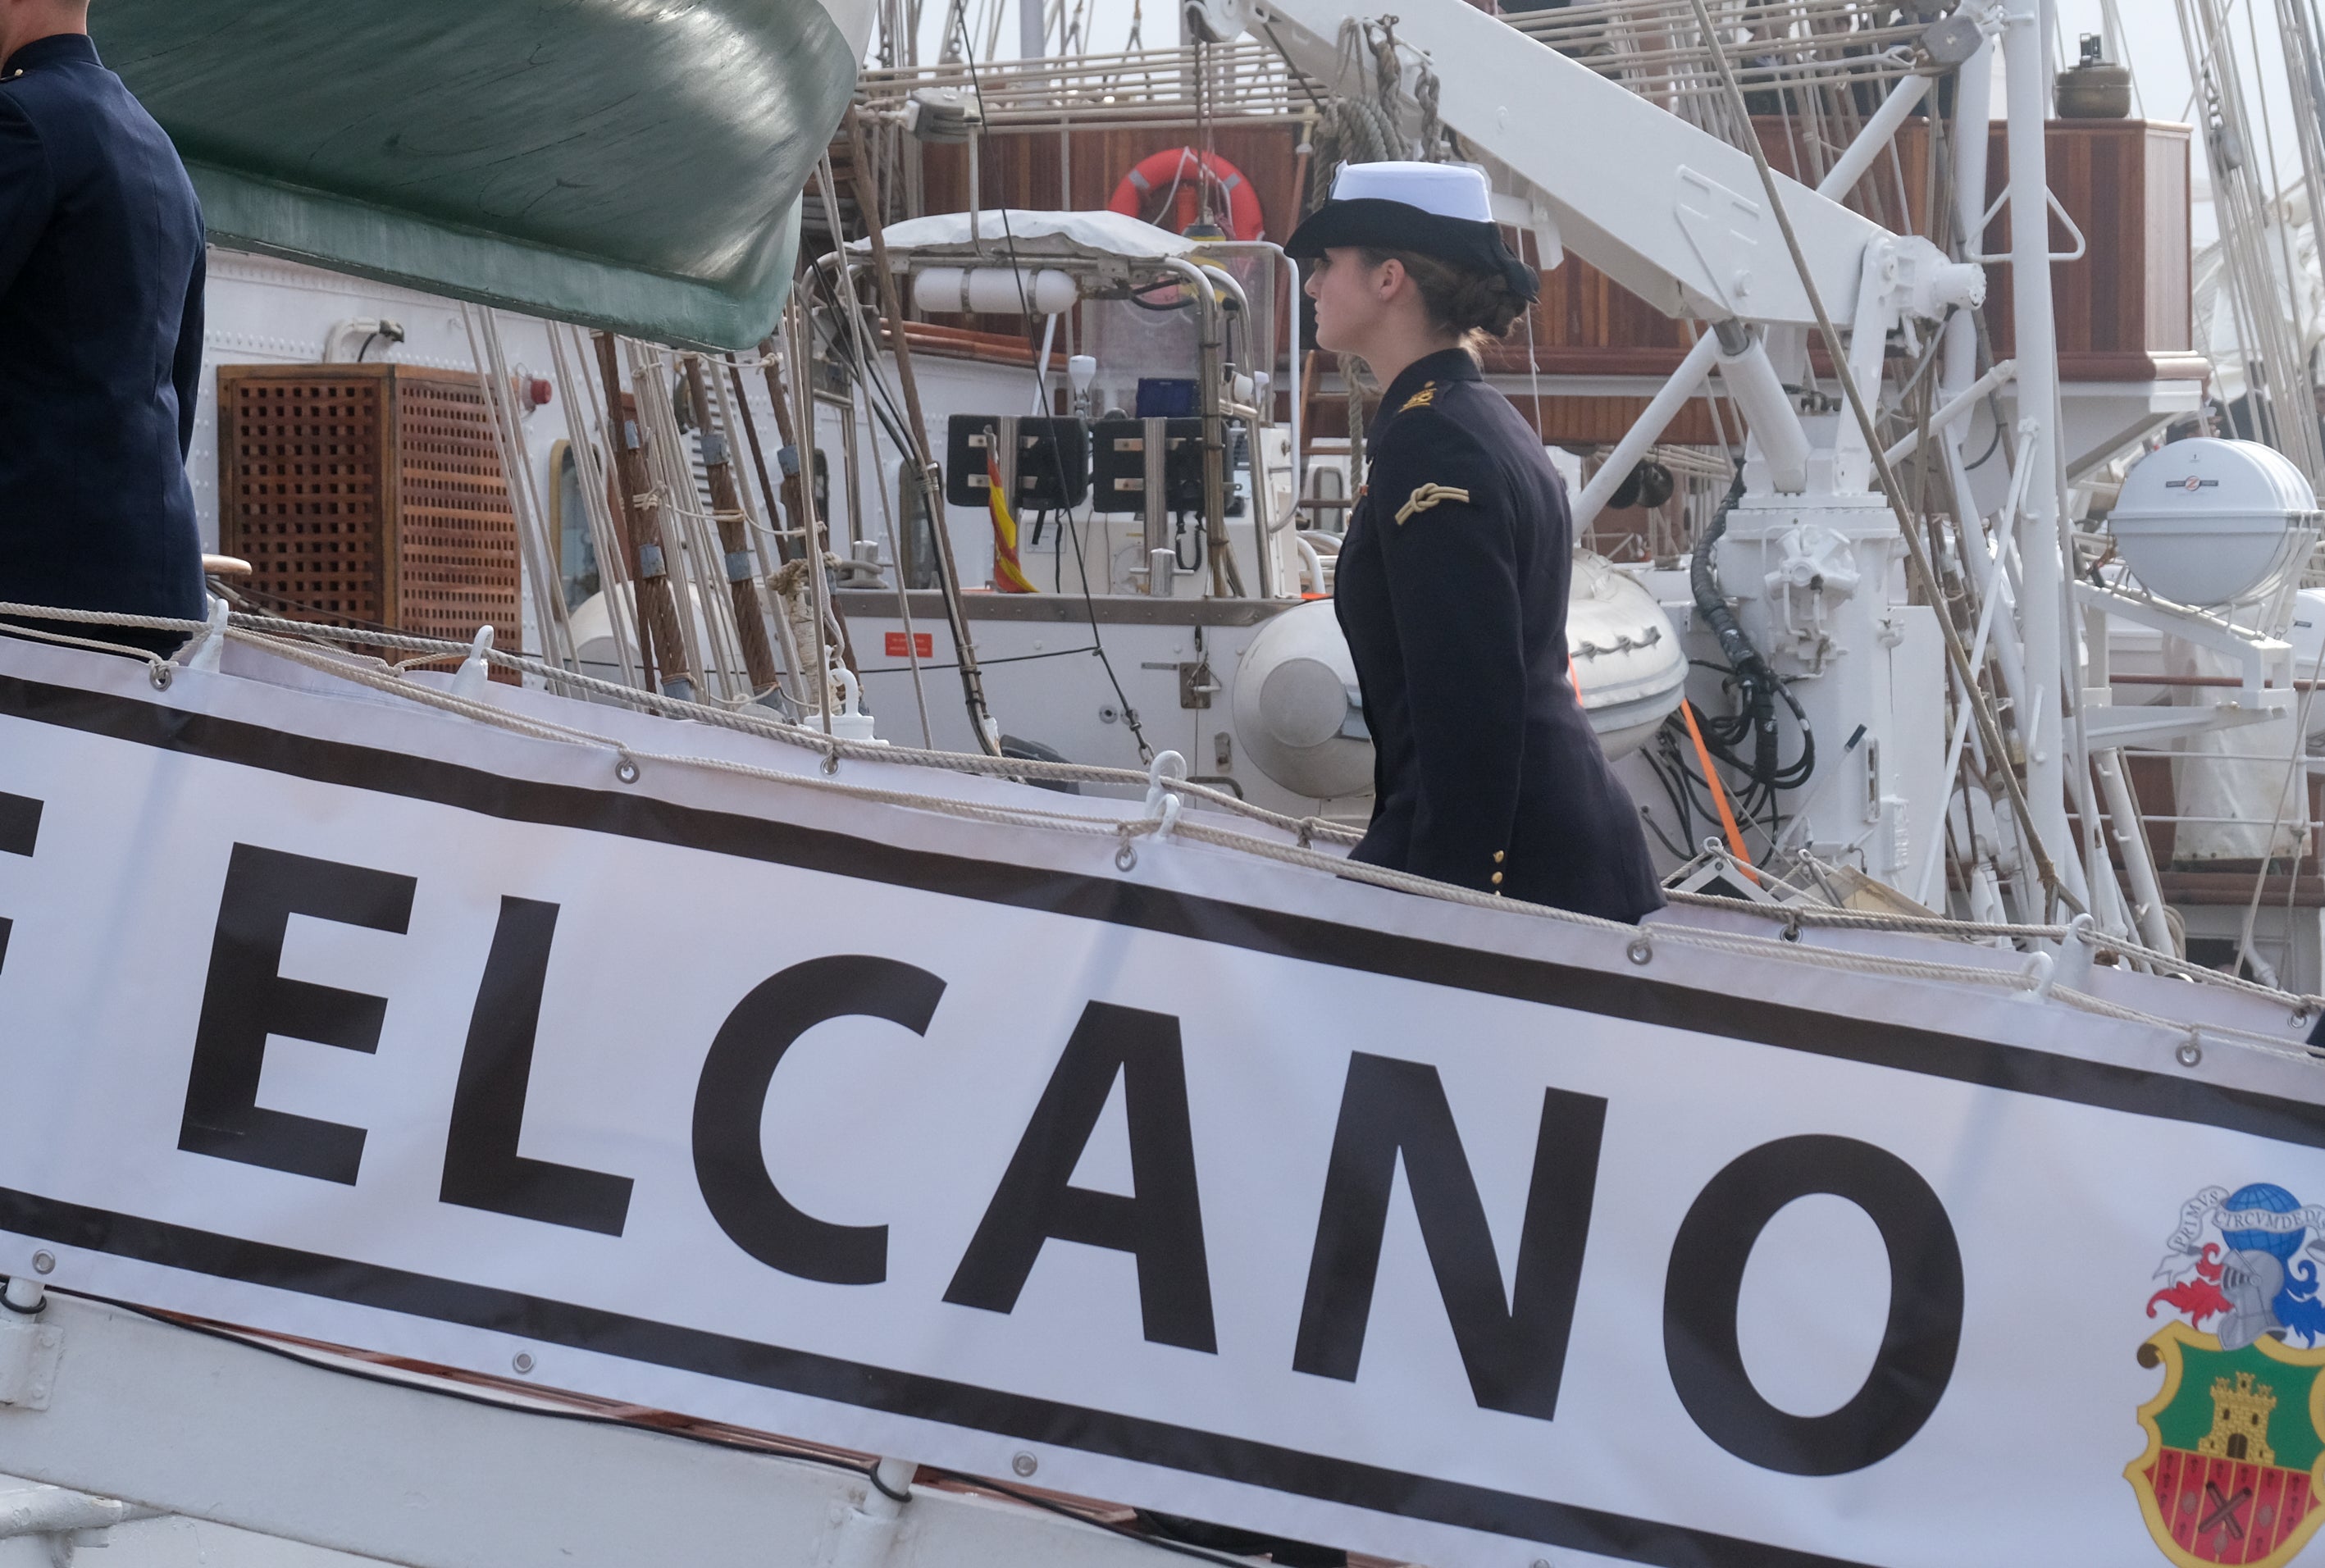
[1328,161,1493,223]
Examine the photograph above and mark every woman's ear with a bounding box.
[1372,256,1406,303]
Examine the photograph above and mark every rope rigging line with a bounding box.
[0,597,2318,1051]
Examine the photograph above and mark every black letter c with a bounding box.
[692,955,946,1285]
[1663,1135,1963,1476]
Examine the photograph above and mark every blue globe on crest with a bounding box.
[2222,1182,2306,1262]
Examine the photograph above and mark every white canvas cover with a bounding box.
[855,209,1196,262]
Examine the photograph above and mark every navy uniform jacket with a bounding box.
[0,34,206,650]
[1333,349,1664,923]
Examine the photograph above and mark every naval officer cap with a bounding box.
[1285,161,1540,303]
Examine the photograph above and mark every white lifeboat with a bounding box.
[1566,549,1688,757]
[1229,551,1686,802]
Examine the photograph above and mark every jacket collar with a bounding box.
[1372,347,1479,436]
[3,33,98,80]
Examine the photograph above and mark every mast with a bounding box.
[2000,0,2075,912]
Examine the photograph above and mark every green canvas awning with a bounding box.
[99,0,866,349]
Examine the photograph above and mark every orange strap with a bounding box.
[1678,700,1753,868]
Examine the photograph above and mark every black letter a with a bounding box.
[945,1003,1216,1352]
[1292,1053,1605,1420]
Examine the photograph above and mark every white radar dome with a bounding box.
[2108,438,2320,608]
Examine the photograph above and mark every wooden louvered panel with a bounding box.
[392,373,520,650]
[219,364,521,675]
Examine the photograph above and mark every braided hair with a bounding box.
[1356,246,1527,358]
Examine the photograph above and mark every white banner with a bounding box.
[2,642,2325,1568]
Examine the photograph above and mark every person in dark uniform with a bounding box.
[0,0,207,655]
[1288,162,1663,923]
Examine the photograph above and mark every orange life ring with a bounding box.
[1106,148,1265,241]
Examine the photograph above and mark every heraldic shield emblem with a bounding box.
[2133,1183,2325,1566]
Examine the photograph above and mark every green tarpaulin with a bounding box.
[99,0,864,348]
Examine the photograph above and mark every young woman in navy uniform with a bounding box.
[0,0,207,654]
[1288,162,1663,923]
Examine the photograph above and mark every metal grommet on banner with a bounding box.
[512,1351,536,1375]
[823,745,841,777]
[148,662,174,691]
[615,756,641,785]
[2177,1035,2204,1069]
[1625,937,1653,966]
[1011,1452,1039,1478]
[1780,921,1801,943]
[1115,838,1139,873]
[30,1252,53,1277]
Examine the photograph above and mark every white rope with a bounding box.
[6,600,2323,1045]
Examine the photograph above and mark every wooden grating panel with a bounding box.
[219,365,521,674]
[219,367,390,633]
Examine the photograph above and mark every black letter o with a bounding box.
[1663,1136,1962,1475]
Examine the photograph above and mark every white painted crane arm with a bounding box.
[1235,0,1894,326]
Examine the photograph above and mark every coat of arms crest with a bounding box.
[2134,1183,2325,1566]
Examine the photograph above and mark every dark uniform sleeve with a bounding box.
[175,240,206,458]
[0,94,53,299]
[1367,413,1526,891]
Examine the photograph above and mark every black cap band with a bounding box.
[1283,198,1541,304]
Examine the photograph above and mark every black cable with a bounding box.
[1963,394,2007,472]
[1686,478,1817,806]
[1636,747,1698,859]
[956,20,1154,766]
[1646,735,1698,843]
[1174,514,1202,572]
[89,1292,889,1482]
[863,644,1105,673]
[921,1469,1268,1568]
[91,1292,1271,1567]
[1638,803,1694,861]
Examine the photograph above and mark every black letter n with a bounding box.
[180,844,416,1185]
[1292,1053,1606,1420]
[945,1003,1217,1352]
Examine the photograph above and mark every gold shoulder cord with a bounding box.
[1395,483,1472,525]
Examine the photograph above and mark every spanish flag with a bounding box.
[987,453,1038,594]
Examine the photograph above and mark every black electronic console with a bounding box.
[944,416,1088,509]
[1089,417,1206,514]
